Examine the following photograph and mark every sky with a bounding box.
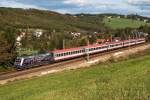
[0,0,150,17]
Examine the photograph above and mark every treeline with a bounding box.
[0,7,105,32]
[0,27,17,67]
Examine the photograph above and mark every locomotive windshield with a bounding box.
[14,57,23,67]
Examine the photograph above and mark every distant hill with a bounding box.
[0,7,149,32]
[0,7,105,32]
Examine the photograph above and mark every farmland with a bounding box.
[0,54,150,100]
[103,17,150,29]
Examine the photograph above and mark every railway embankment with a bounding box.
[0,43,150,85]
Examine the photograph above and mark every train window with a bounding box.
[66,52,68,55]
[69,52,71,55]
[78,50,80,53]
[79,50,81,53]
[75,51,77,54]
[72,51,75,54]
[80,50,82,53]
[70,52,72,55]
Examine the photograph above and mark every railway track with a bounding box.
[0,42,149,83]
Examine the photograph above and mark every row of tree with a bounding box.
[0,27,17,67]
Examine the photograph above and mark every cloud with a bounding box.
[0,0,149,17]
[128,0,150,9]
[128,0,150,5]
[127,0,150,16]
[64,0,88,6]
[0,0,46,9]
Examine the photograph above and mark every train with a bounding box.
[15,38,145,69]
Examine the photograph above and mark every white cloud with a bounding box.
[128,0,150,5]
[0,0,149,17]
[0,0,45,10]
[64,0,88,6]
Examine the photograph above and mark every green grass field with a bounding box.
[0,55,150,100]
[103,17,150,29]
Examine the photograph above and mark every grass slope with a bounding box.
[0,55,150,100]
[103,17,150,29]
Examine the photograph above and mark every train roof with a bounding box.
[51,46,85,53]
[51,43,108,54]
[50,38,145,54]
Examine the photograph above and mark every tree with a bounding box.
[0,32,16,67]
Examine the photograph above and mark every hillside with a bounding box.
[0,7,149,32]
[103,17,150,29]
[0,7,104,32]
[0,54,150,100]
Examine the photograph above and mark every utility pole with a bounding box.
[111,34,113,42]
[86,35,92,62]
[87,39,90,62]
[129,35,131,52]
[63,39,65,49]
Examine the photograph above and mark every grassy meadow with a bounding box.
[103,17,150,29]
[0,54,150,100]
